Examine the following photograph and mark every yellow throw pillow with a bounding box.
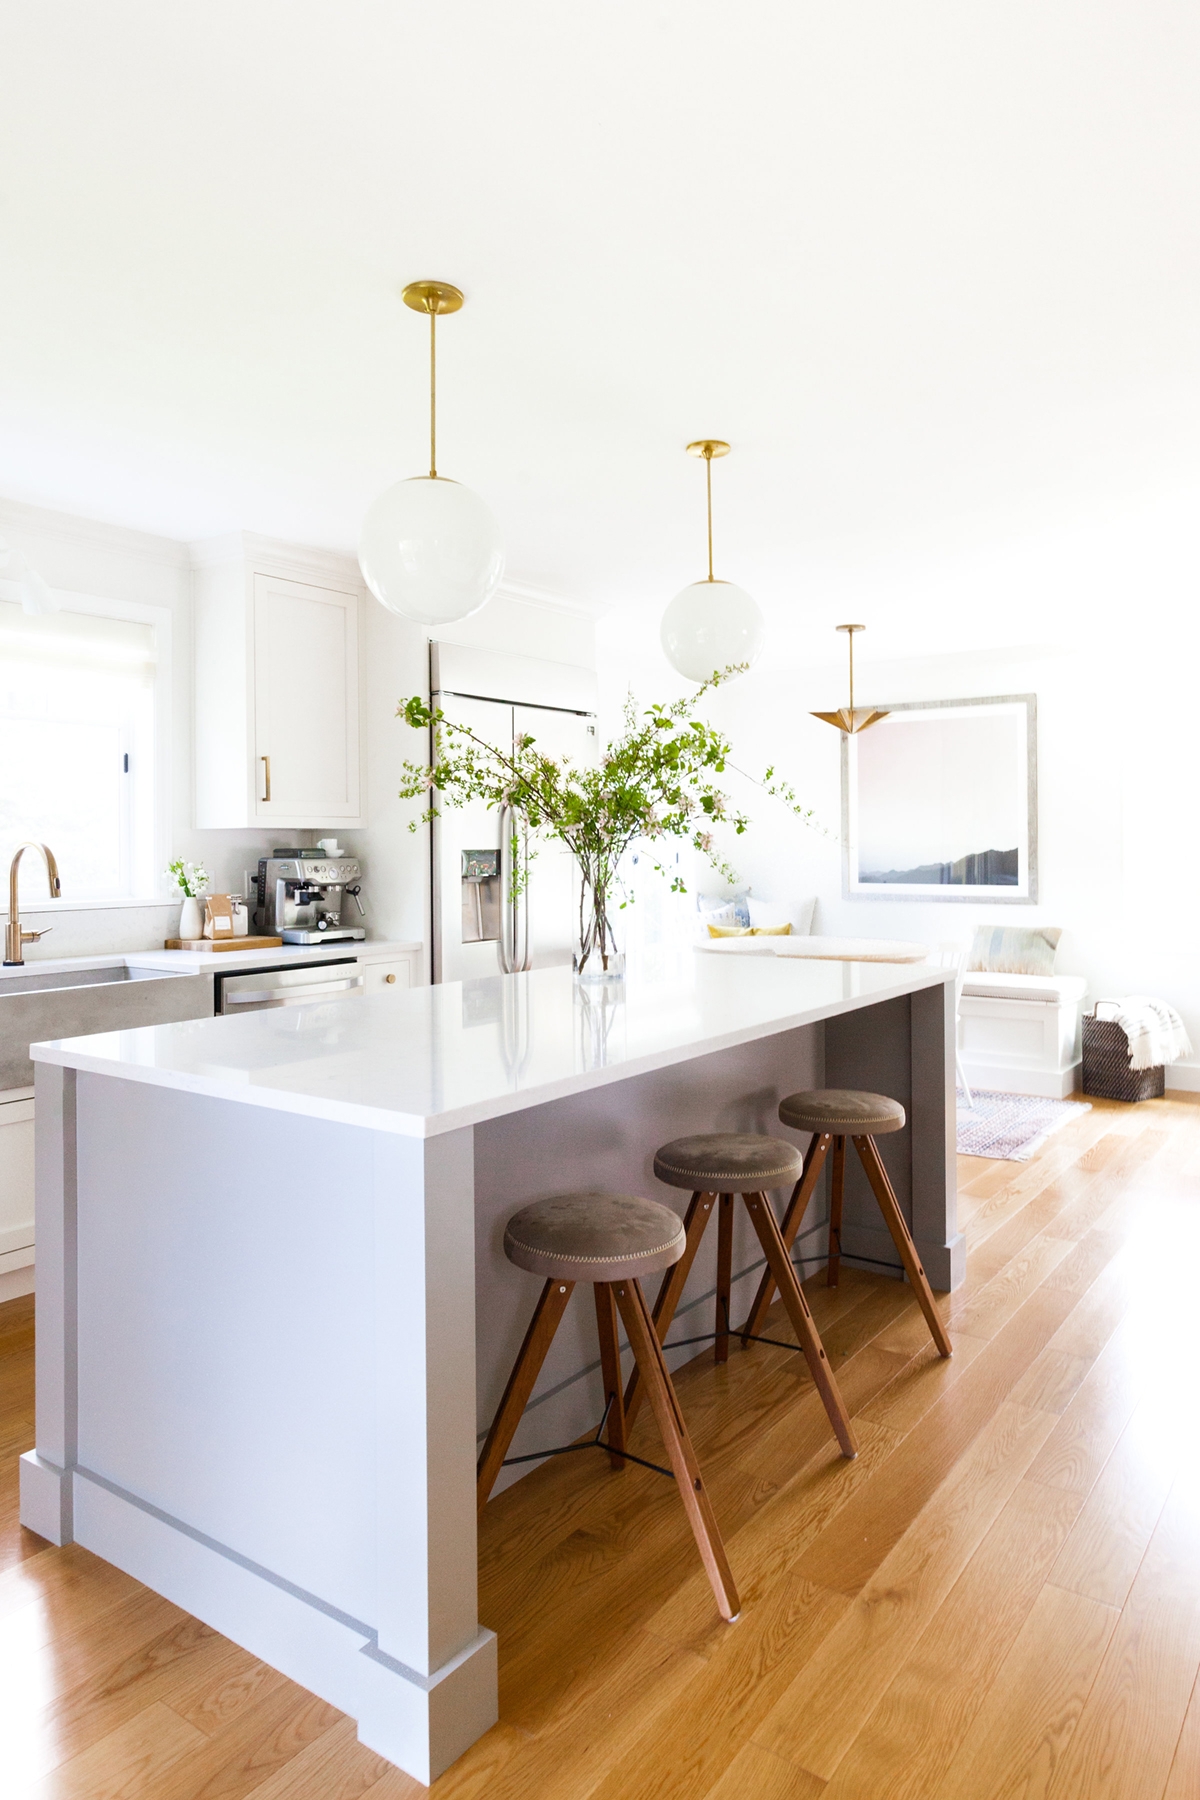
[706,923,792,938]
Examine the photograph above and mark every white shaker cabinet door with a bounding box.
[0,1095,35,1273]
[253,575,361,821]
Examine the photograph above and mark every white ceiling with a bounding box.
[2,2,1198,661]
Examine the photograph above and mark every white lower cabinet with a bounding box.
[0,1092,35,1276]
[358,952,419,993]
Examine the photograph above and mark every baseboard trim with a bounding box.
[46,1467,497,1783]
[960,1060,1081,1099]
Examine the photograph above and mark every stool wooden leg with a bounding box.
[594,1282,628,1471]
[827,1135,846,1288]
[715,1193,734,1364]
[740,1132,832,1344]
[477,1278,575,1514]
[741,1192,858,1459]
[613,1278,740,1622]
[625,1190,716,1426]
[853,1135,953,1359]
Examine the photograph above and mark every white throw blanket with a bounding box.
[1097,996,1193,1070]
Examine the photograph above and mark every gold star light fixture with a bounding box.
[811,624,889,734]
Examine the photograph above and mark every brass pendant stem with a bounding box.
[848,624,854,714]
[429,308,437,479]
[686,440,730,584]
[401,280,463,479]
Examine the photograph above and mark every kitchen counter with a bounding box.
[22,956,959,1783]
[0,939,421,983]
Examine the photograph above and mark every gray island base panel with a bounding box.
[20,957,960,1785]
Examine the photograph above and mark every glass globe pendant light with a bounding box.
[359,280,505,625]
[660,439,765,682]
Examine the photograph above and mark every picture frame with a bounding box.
[842,693,1038,904]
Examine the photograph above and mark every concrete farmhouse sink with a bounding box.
[0,962,213,1090]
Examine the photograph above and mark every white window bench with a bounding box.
[959,972,1089,1099]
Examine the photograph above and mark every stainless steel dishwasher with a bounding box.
[214,958,364,1014]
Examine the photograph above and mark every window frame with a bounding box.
[1,587,172,909]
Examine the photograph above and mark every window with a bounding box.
[0,597,165,903]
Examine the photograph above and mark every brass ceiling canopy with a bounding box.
[401,280,464,315]
[812,625,890,734]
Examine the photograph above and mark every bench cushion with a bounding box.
[961,972,1088,1004]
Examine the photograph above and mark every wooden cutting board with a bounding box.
[163,936,284,952]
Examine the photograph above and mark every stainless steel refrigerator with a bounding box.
[429,642,599,984]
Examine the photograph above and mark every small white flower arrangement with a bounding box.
[165,858,210,899]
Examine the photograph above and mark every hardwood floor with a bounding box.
[3,1092,1200,1796]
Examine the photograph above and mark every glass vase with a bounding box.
[573,877,625,985]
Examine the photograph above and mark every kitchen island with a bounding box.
[21,955,960,1784]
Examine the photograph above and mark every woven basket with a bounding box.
[1082,1003,1165,1102]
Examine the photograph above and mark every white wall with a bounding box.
[597,480,1200,1088]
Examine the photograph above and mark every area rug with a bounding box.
[956,1088,1091,1161]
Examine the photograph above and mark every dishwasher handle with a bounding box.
[223,974,365,1008]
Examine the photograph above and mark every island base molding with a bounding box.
[19,1451,498,1784]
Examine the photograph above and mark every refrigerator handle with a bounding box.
[498,804,533,975]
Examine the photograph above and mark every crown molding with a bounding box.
[0,496,189,569]
[496,577,610,619]
[189,530,364,589]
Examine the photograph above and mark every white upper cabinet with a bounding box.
[194,539,363,829]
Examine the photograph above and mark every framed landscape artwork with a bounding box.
[843,694,1037,903]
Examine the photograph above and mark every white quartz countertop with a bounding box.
[32,957,949,1139]
[0,941,420,981]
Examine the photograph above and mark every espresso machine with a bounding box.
[255,850,367,944]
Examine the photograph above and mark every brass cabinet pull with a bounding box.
[261,755,271,802]
[385,972,397,984]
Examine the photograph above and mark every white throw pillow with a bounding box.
[748,896,817,936]
[696,890,751,936]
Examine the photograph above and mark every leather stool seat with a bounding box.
[504,1192,685,1283]
[778,1088,906,1136]
[653,1133,805,1192]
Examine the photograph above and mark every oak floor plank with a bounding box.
[1039,1473,1200,1800]
[854,1329,990,1438]
[1024,1318,1145,1495]
[950,1234,1075,1341]
[431,1626,706,1800]
[1040,1595,1200,1800]
[1163,1671,1200,1800]
[698,1741,827,1799]
[1047,1400,1178,1609]
[1007,1346,1092,1415]
[583,1573,847,1800]
[645,1419,901,1656]
[818,1475,1084,1800]
[135,1686,345,1800]
[752,1401,1059,1780]
[930,1583,1119,1800]
[13,1615,234,1786]
[793,1283,1077,1597]
[14,1698,206,1800]
[235,1716,393,1800]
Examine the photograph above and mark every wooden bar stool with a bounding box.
[476,1190,739,1622]
[632,1135,858,1460]
[741,1089,952,1359]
